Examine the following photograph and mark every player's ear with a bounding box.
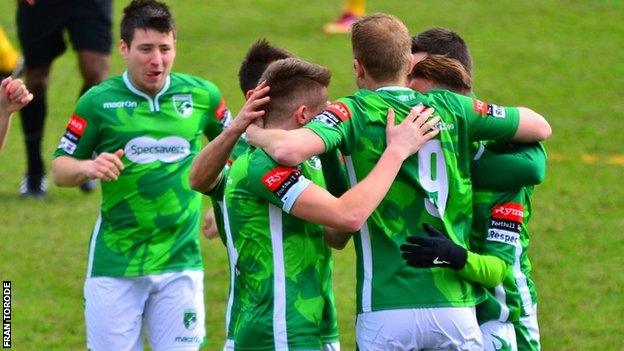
[119,39,129,59]
[245,89,254,100]
[353,59,364,79]
[294,105,308,126]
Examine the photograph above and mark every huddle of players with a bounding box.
[192,14,548,351]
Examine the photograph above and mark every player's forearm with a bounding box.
[189,127,240,192]
[512,108,552,142]
[457,251,508,288]
[246,125,321,166]
[51,156,92,186]
[0,112,11,151]
[334,147,404,231]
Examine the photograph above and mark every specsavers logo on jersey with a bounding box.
[124,136,190,164]
[313,102,351,128]
[487,202,523,246]
[58,114,87,154]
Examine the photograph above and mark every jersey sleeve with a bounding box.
[304,100,357,154]
[445,92,520,142]
[247,150,313,213]
[458,252,508,288]
[53,93,100,160]
[202,81,228,141]
[481,201,525,265]
[472,142,547,191]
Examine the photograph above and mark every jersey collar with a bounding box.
[375,86,413,92]
[122,71,171,112]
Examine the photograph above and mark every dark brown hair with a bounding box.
[238,39,293,95]
[121,0,176,45]
[410,54,472,93]
[411,27,472,74]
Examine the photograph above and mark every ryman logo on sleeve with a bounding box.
[473,99,506,118]
[313,102,351,128]
[487,202,524,246]
[261,166,303,201]
[58,114,87,154]
[124,136,190,164]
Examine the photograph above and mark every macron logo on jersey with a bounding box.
[124,136,190,164]
[103,101,138,109]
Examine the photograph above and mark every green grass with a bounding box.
[1,1,623,350]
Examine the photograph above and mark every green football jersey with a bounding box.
[53,71,228,277]
[471,143,546,324]
[224,147,335,350]
[305,87,520,313]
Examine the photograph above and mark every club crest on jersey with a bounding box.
[262,166,301,200]
[173,94,193,117]
[306,156,322,170]
[183,309,197,330]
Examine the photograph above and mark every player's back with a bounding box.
[224,148,334,351]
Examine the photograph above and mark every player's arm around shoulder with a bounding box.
[289,106,440,232]
[246,124,326,166]
[514,107,552,142]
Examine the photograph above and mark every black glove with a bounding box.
[400,223,468,271]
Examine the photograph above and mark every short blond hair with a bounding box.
[352,13,412,83]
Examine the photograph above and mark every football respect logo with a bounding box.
[124,136,190,164]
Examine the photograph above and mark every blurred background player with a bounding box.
[16,0,112,197]
[51,1,230,349]
[0,25,22,79]
[0,77,33,150]
[323,0,365,34]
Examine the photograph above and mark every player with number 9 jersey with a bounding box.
[305,88,522,313]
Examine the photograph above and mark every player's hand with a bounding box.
[385,105,439,161]
[0,77,34,116]
[400,223,468,271]
[230,81,270,134]
[202,209,220,240]
[81,149,125,181]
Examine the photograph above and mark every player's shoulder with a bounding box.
[76,75,127,109]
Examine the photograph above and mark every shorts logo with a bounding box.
[261,166,301,200]
[313,102,351,128]
[183,309,197,330]
[173,94,193,117]
[58,114,87,154]
[492,203,524,222]
[124,136,190,164]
